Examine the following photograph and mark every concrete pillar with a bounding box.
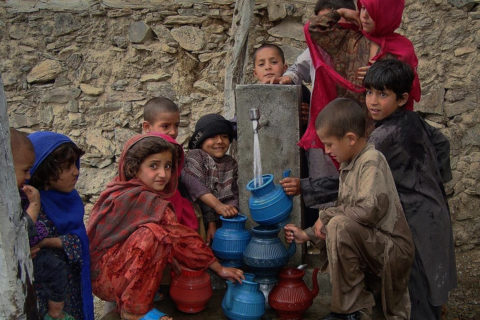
[235,84,303,265]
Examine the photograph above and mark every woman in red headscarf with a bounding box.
[280,0,422,210]
[87,133,244,320]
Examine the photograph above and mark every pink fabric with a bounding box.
[298,22,364,153]
[358,0,421,110]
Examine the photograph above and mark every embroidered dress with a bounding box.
[87,133,217,315]
[28,131,94,320]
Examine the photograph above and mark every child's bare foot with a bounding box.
[121,310,172,320]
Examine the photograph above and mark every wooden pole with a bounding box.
[223,0,254,120]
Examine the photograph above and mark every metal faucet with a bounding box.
[249,107,260,121]
[249,107,268,132]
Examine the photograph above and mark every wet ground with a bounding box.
[101,284,331,320]
[99,253,388,320]
[100,265,333,320]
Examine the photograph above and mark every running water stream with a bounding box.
[252,119,263,188]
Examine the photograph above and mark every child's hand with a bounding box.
[210,261,245,283]
[356,60,375,80]
[23,185,41,222]
[356,66,370,80]
[215,203,238,217]
[267,75,293,85]
[30,246,40,259]
[279,177,301,196]
[206,222,216,245]
[336,8,361,27]
[37,237,63,249]
[284,224,310,244]
[23,185,40,204]
[300,102,309,125]
[313,218,326,240]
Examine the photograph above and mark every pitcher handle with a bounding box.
[282,169,294,200]
[224,281,233,310]
[287,241,296,258]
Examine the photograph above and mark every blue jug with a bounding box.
[242,225,296,281]
[222,273,265,320]
[212,214,251,267]
[245,170,292,226]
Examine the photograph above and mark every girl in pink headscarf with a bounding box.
[347,0,421,110]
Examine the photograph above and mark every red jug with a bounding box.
[169,269,212,313]
[268,267,319,320]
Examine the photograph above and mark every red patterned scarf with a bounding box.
[87,133,179,265]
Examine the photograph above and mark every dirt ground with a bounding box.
[93,250,480,320]
[445,250,480,320]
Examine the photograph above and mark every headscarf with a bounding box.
[188,113,235,150]
[87,133,186,265]
[358,0,421,110]
[298,22,364,152]
[28,131,94,320]
[163,135,198,230]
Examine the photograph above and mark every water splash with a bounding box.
[253,120,263,188]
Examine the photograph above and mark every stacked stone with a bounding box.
[1,0,480,317]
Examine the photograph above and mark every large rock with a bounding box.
[279,45,304,65]
[267,19,304,40]
[164,15,207,25]
[41,86,82,103]
[267,2,287,21]
[128,21,154,44]
[76,165,116,196]
[80,83,104,96]
[26,60,63,84]
[444,94,477,117]
[193,80,218,93]
[170,26,206,51]
[54,13,81,36]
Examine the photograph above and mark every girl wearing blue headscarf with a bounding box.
[28,131,94,320]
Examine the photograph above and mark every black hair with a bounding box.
[314,0,356,15]
[363,59,414,103]
[30,143,85,190]
[253,43,285,66]
[123,136,177,180]
[144,97,180,123]
[315,97,367,138]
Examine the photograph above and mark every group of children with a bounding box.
[9,0,456,319]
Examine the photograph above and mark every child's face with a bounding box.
[13,148,35,188]
[136,151,173,192]
[365,87,408,121]
[359,5,375,33]
[317,128,356,163]
[143,112,180,139]
[201,134,230,159]
[47,162,79,193]
[253,47,287,84]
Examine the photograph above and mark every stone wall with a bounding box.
[1,0,479,318]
